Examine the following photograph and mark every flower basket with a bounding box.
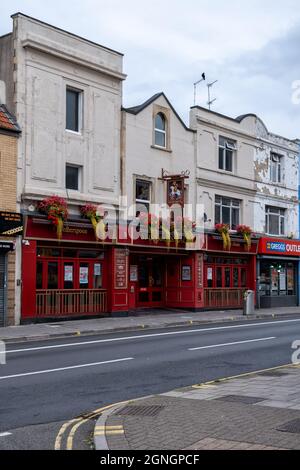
[38,196,68,240]
[236,225,252,251]
[215,223,231,250]
[81,204,106,240]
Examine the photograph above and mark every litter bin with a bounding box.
[243,290,255,316]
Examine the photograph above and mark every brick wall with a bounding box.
[0,132,18,325]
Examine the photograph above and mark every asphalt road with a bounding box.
[0,316,300,449]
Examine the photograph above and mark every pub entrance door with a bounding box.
[136,256,165,307]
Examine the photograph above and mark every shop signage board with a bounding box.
[0,212,23,237]
[0,241,14,252]
[115,249,128,289]
[259,237,300,256]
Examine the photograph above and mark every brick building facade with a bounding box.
[0,103,21,326]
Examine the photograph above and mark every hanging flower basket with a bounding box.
[236,225,252,251]
[80,204,106,240]
[38,196,68,240]
[215,223,231,250]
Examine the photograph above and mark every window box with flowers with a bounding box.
[236,225,252,251]
[80,204,107,240]
[38,196,68,240]
[215,223,231,250]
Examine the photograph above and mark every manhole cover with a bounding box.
[259,371,289,377]
[214,395,265,405]
[277,419,300,434]
[116,405,164,417]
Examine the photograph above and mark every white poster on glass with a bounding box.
[80,267,89,284]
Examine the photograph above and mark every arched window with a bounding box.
[154,113,167,148]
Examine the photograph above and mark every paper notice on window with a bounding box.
[80,267,89,284]
[94,264,101,276]
[64,265,73,282]
[207,267,213,281]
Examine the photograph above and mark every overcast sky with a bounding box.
[1,0,300,138]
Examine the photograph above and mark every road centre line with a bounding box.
[189,337,276,351]
[5,318,300,354]
[0,357,133,381]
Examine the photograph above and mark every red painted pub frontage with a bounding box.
[21,213,259,323]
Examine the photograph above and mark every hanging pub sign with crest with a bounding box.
[161,169,190,208]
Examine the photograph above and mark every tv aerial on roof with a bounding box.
[207,80,218,110]
[193,73,206,106]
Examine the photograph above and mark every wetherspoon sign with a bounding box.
[259,237,300,256]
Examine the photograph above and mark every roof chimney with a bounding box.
[0,81,6,105]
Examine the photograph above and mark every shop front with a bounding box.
[203,233,258,309]
[0,211,23,326]
[257,238,300,308]
[21,214,203,321]
[127,249,201,311]
[21,215,111,322]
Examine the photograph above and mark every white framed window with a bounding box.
[218,136,236,172]
[135,179,151,214]
[215,195,240,230]
[66,164,82,191]
[265,206,285,236]
[154,113,167,148]
[270,153,283,183]
[66,87,83,133]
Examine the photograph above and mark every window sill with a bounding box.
[269,182,285,187]
[218,168,234,175]
[151,145,172,154]
[65,129,83,137]
[265,233,286,238]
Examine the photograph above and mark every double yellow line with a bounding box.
[54,401,129,450]
[55,363,300,450]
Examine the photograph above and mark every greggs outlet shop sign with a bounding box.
[257,237,300,308]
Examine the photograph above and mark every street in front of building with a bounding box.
[0,315,299,450]
[0,7,300,454]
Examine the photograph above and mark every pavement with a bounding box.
[94,364,300,451]
[1,306,300,343]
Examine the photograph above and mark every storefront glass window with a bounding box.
[79,263,89,289]
[64,263,74,289]
[36,261,43,289]
[260,261,295,297]
[241,269,247,288]
[216,267,222,287]
[287,265,294,295]
[47,262,58,289]
[93,263,102,289]
[233,268,239,287]
[225,268,231,288]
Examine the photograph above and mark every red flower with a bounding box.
[236,225,252,235]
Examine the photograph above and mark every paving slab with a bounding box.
[94,365,300,450]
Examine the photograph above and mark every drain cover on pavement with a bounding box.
[214,395,266,405]
[277,419,300,434]
[116,405,164,417]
